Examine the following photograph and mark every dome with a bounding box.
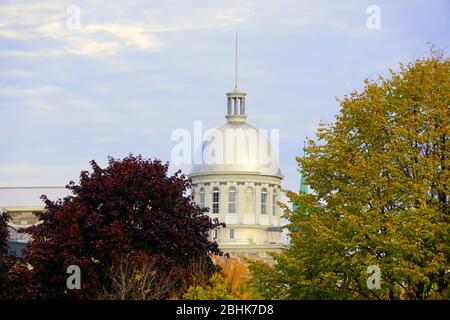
[190,121,282,177]
[190,87,282,178]
[188,83,284,263]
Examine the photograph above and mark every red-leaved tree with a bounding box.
[0,212,37,299]
[23,155,223,299]
[0,211,8,256]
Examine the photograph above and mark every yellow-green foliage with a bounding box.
[252,50,449,300]
[183,273,237,300]
[184,257,263,300]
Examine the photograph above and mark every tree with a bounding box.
[23,155,223,299]
[184,257,262,300]
[183,273,237,300]
[0,211,9,256]
[0,212,36,299]
[0,212,14,299]
[98,251,177,300]
[0,212,11,292]
[251,51,449,299]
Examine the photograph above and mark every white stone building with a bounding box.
[189,87,285,263]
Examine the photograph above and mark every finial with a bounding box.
[226,31,246,122]
[303,139,306,157]
[235,31,238,89]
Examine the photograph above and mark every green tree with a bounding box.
[183,273,242,300]
[252,51,449,299]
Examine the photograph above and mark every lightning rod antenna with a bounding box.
[235,31,238,88]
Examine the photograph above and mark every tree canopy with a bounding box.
[0,211,9,256]
[23,155,223,299]
[251,52,449,299]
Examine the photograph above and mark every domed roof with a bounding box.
[190,121,282,178]
[190,87,282,178]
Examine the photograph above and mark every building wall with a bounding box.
[190,172,285,262]
[1,206,43,225]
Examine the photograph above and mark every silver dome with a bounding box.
[190,121,282,177]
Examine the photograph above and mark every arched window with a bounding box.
[272,191,276,216]
[261,188,267,215]
[228,187,237,214]
[212,187,219,214]
[244,187,254,214]
[199,188,205,208]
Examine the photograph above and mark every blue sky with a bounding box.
[0,0,449,197]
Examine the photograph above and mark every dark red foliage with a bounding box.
[0,212,10,293]
[0,212,38,299]
[0,211,9,256]
[0,256,38,300]
[23,155,223,299]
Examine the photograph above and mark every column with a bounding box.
[205,183,211,215]
[276,185,281,226]
[219,182,227,222]
[255,183,261,225]
[268,186,272,226]
[237,182,244,224]
[258,183,267,244]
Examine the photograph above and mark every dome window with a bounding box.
[228,187,237,214]
[261,188,267,215]
[212,187,220,214]
[229,228,235,240]
[272,192,276,216]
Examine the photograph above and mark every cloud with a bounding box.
[0,0,375,58]
[0,84,122,129]
[0,85,65,98]
[0,163,80,186]
[0,2,164,57]
[1,69,38,79]
[0,0,447,191]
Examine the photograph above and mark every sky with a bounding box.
[0,0,449,204]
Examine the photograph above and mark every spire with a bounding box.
[226,31,247,123]
[292,141,309,213]
[299,140,309,194]
[299,171,309,194]
[235,31,238,89]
